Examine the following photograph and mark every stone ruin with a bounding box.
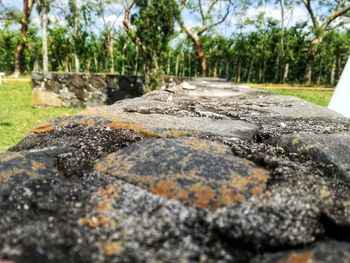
[32,72,144,107]
[0,78,350,262]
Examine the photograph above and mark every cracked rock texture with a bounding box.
[1,78,350,263]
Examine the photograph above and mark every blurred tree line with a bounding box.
[0,0,349,87]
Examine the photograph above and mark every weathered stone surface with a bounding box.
[32,73,144,108]
[32,90,63,107]
[1,78,350,262]
[254,240,350,263]
[269,132,350,181]
[96,138,270,210]
[78,110,259,140]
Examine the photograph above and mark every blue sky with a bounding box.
[2,0,311,37]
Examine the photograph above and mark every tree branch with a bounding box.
[301,0,319,28]
[123,0,144,50]
[198,0,231,35]
[198,0,205,25]
[321,3,350,30]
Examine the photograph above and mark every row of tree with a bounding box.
[0,0,350,89]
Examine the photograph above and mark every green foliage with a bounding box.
[0,82,80,152]
[0,30,20,74]
[0,0,349,85]
[131,0,179,90]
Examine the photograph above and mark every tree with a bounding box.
[300,0,350,84]
[177,0,234,77]
[123,0,179,90]
[89,0,123,73]
[37,0,52,72]
[14,0,36,76]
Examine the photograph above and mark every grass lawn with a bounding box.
[0,82,80,152]
[249,83,334,107]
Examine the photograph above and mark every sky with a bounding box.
[1,0,312,37]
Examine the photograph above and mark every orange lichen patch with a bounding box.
[218,188,245,205]
[57,119,72,127]
[32,161,46,170]
[161,130,194,138]
[291,136,301,146]
[181,139,212,153]
[153,180,178,199]
[0,152,22,163]
[319,188,332,198]
[343,200,350,207]
[190,183,216,209]
[279,251,314,263]
[107,120,159,138]
[182,138,231,155]
[96,199,114,213]
[0,169,25,183]
[96,184,119,213]
[140,130,160,138]
[78,215,117,229]
[78,184,120,229]
[251,186,264,195]
[248,168,270,183]
[86,118,95,128]
[108,120,143,132]
[26,171,39,178]
[32,123,54,134]
[104,241,123,257]
[97,184,119,198]
[231,176,251,188]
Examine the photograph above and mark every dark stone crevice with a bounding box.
[320,213,350,242]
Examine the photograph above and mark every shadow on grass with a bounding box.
[0,122,12,127]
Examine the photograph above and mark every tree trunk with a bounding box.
[225,60,229,80]
[74,53,80,73]
[14,0,36,76]
[274,56,280,83]
[236,57,241,83]
[330,59,336,85]
[181,51,185,77]
[72,0,80,73]
[213,61,218,78]
[303,37,323,84]
[335,47,341,81]
[258,63,263,83]
[317,60,322,85]
[247,59,254,82]
[188,52,191,77]
[64,57,69,72]
[282,62,289,83]
[191,37,207,77]
[167,50,171,75]
[134,46,139,75]
[33,57,39,72]
[121,43,126,75]
[41,1,48,72]
[175,54,179,76]
[109,34,115,73]
[94,54,98,72]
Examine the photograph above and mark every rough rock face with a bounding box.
[32,73,144,107]
[1,79,350,262]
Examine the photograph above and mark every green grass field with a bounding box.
[0,82,334,152]
[0,82,80,152]
[250,84,334,107]
[260,88,333,107]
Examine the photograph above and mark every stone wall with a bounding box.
[1,79,350,262]
[32,72,144,107]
